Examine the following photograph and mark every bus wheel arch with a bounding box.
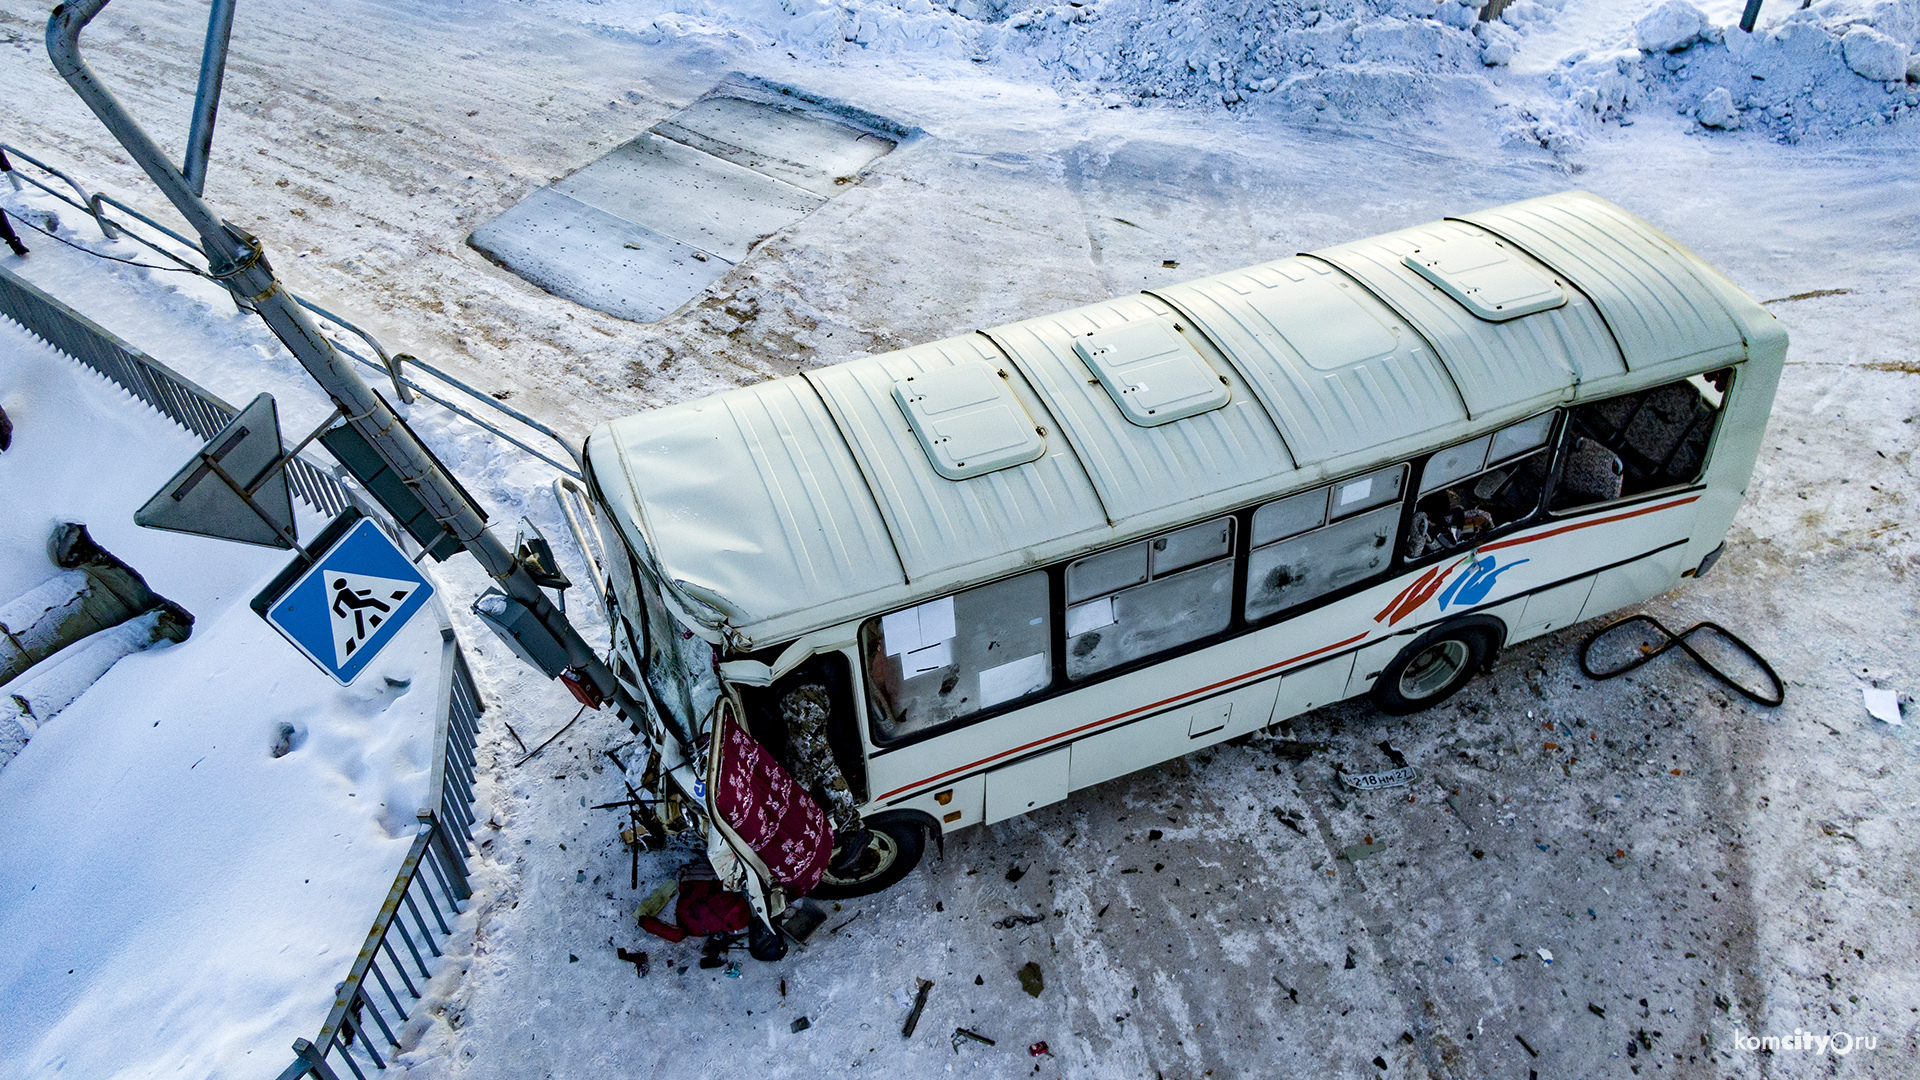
[805,810,931,900]
[1369,615,1505,716]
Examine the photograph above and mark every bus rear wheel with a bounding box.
[1370,623,1494,715]
[807,816,925,900]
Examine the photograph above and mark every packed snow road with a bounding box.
[0,0,1915,1076]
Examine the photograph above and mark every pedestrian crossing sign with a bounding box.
[258,514,435,685]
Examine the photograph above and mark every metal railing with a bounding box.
[276,620,484,1080]
[1,141,584,478]
[0,261,352,517]
[0,149,493,1080]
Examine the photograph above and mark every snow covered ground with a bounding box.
[0,310,447,1079]
[0,0,1916,1076]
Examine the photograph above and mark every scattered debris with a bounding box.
[1272,740,1326,761]
[1863,687,1904,727]
[902,978,934,1038]
[951,1027,995,1051]
[634,880,678,922]
[1536,948,1553,964]
[1761,288,1851,305]
[1030,1040,1051,1056]
[993,913,1046,930]
[1274,808,1307,835]
[1377,740,1408,769]
[1340,766,1418,791]
[791,1017,811,1034]
[781,900,828,943]
[1017,961,1045,998]
[827,911,864,936]
[1588,1002,1606,1018]
[1005,864,1027,883]
[1341,842,1387,862]
[1515,1033,1539,1058]
[513,703,588,766]
[615,947,649,977]
[502,721,528,754]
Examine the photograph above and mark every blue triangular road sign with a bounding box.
[261,517,434,685]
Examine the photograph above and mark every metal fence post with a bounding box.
[419,809,471,902]
[287,1038,343,1080]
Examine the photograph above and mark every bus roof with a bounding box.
[587,191,1762,648]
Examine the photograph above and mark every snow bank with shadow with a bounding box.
[0,314,443,1080]
[1542,0,1918,142]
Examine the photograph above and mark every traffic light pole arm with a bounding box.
[47,0,639,720]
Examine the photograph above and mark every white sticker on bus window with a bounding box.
[881,596,956,656]
[978,652,1049,708]
[1337,477,1374,506]
[1065,597,1116,638]
[901,640,952,679]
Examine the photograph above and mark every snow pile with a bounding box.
[0,285,445,1079]
[562,0,1526,120]
[552,0,1918,137]
[1547,0,1919,141]
[986,0,1507,119]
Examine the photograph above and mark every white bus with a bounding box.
[579,191,1783,913]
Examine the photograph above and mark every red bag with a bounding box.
[675,879,750,936]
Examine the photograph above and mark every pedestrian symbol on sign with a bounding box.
[254,511,435,685]
[329,572,421,666]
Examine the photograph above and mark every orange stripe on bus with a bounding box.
[877,631,1369,802]
[1480,495,1699,553]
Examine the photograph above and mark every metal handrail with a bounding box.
[2,138,585,479]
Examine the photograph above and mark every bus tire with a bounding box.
[807,813,927,900]
[1369,620,1498,716]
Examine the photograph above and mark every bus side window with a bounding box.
[1404,417,1553,560]
[1551,369,1730,512]
[861,570,1052,743]
[1245,465,1406,622]
[1064,517,1235,682]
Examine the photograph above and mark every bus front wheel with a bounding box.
[808,815,926,900]
[1370,622,1496,715]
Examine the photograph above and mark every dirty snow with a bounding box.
[0,0,1916,1076]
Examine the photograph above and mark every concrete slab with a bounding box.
[552,133,823,262]
[654,95,896,197]
[469,79,901,323]
[469,188,727,324]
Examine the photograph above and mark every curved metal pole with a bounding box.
[46,0,639,719]
[183,0,235,196]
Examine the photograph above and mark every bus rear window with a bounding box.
[1552,370,1730,511]
[862,570,1052,743]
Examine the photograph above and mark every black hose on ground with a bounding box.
[1579,614,1784,707]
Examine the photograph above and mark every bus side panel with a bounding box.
[1578,545,1693,624]
[1068,679,1280,792]
[1510,574,1598,644]
[888,773,986,834]
[1269,654,1359,727]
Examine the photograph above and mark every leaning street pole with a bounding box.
[47,0,643,721]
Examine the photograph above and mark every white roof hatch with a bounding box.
[1071,317,1230,427]
[1403,230,1567,322]
[893,361,1046,480]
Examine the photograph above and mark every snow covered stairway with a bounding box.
[0,523,191,766]
[469,74,906,322]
